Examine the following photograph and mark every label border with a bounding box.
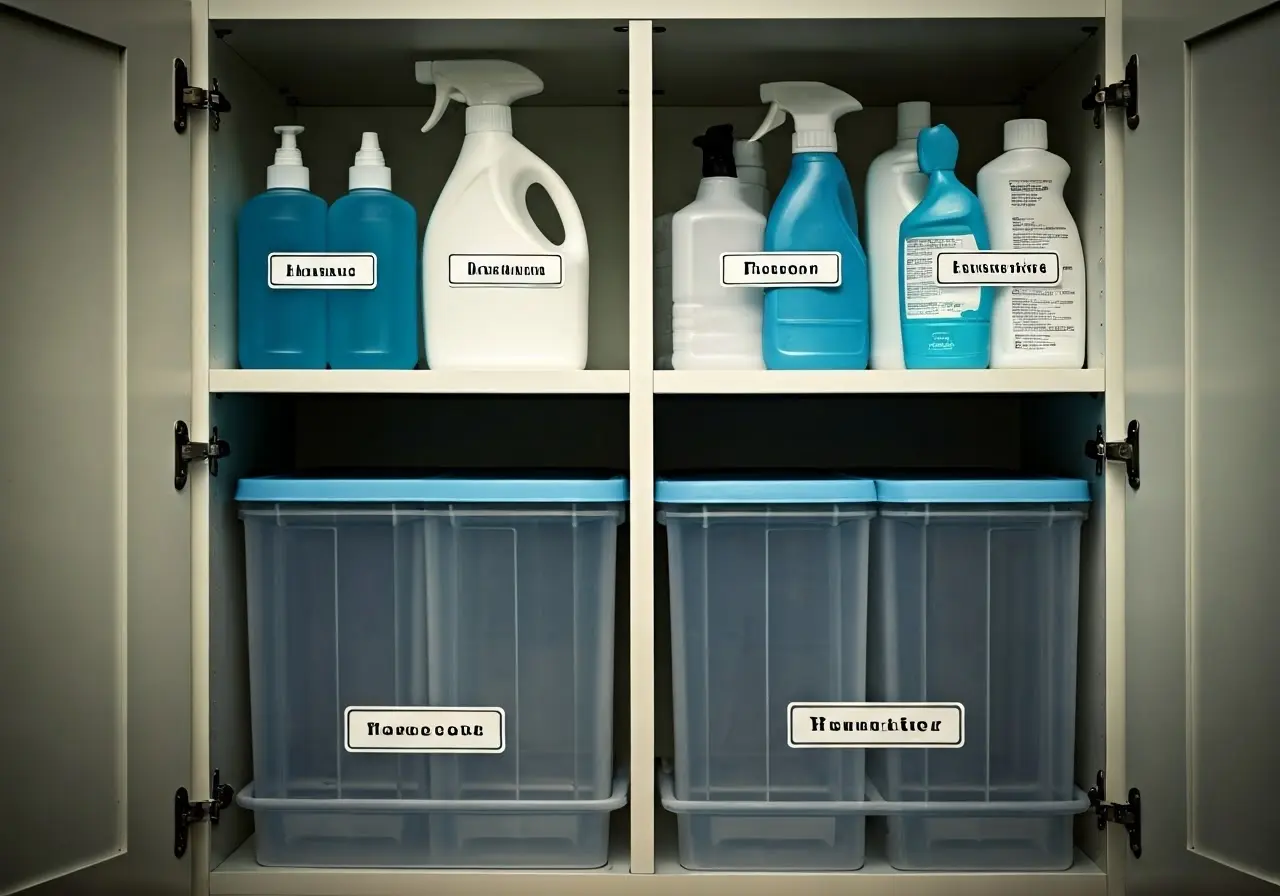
[447,253,565,288]
[343,705,507,755]
[786,701,966,749]
[268,252,377,290]
[933,250,1062,286]
[720,251,843,289]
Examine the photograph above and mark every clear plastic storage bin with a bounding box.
[235,475,628,869]
[868,477,1091,871]
[657,478,876,871]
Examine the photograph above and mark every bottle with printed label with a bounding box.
[866,101,930,369]
[237,125,328,370]
[671,124,767,370]
[326,133,420,370]
[417,60,589,370]
[977,119,1086,369]
[749,81,870,370]
[898,123,993,369]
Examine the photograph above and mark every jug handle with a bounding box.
[490,144,588,260]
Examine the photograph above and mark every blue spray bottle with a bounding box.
[897,124,993,369]
[237,125,328,369]
[749,81,869,370]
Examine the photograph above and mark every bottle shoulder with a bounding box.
[977,150,1070,181]
[331,189,417,216]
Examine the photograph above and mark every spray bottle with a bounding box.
[749,82,870,370]
[417,60,589,370]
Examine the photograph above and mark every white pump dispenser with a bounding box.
[348,131,391,191]
[749,81,862,153]
[267,125,310,190]
[415,60,589,370]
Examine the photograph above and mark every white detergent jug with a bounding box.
[417,60,589,370]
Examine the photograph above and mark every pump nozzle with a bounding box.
[268,125,309,190]
[748,81,862,153]
[415,60,544,135]
[349,131,391,191]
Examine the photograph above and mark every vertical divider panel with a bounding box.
[627,19,656,875]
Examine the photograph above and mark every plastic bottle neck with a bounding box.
[466,104,513,134]
[792,130,837,153]
[696,176,742,200]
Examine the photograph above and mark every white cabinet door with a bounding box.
[0,2,195,894]
[1123,0,1280,894]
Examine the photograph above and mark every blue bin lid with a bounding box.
[873,476,1091,504]
[656,475,876,504]
[237,473,628,504]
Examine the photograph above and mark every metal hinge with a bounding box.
[174,769,234,859]
[174,57,231,134]
[174,420,231,491]
[1088,770,1141,858]
[1082,54,1139,130]
[1086,419,1140,490]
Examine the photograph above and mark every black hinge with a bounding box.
[1085,419,1140,489]
[174,769,234,859]
[174,57,231,134]
[1082,54,1139,130]
[174,420,231,491]
[1088,770,1141,858]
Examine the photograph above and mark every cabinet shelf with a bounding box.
[207,369,630,394]
[654,368,1104,394]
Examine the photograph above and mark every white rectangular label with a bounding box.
[268,253,376,290]
[720,252,842,288]
[787,702,965,748]
[447,254,563,287]
[934,251,1061,286]
[344,706,505,754]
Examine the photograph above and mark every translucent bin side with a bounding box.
[868,501,1088,871]
[242,502,623,808]
[659,503,874,871]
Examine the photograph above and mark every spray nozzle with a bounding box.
[748,81,862,153]
[692,123,738,178]
[415,60,544,135]
[348,131,391,191]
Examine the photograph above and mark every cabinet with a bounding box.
[1,0,1277,894]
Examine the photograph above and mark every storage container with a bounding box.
[657,477,876,871]
[868,477,1091,871]
[235,474,628,869]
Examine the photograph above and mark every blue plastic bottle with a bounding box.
[327,133,420,370]
[750,81,869,370]
[897,124,993,369]
[237,125,327,370]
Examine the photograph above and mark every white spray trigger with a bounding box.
[749,102,786,142]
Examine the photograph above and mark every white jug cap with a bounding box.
[896,101,931,140]
[1004,118,1048,151]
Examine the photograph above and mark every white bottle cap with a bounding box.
[897,101,931,141]
[733,139,764,170]
[1004,118,1048,151]
[349,131,392,190]
[267,125,309,190]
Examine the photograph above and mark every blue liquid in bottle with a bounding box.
[763,152,870,369]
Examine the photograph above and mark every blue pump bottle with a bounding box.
[327,132,420,370]
[749,81,869,370]
[897,124,993,369]
[237,125,327,370]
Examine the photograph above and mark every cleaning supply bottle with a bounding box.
[977,119,1086,369]
[749,81,870,370]
[326,132,419,370]
[417,60,589,370]
[733,139,770,215]
[898,123,993,369]
[671,124,767,370]
[237,125,327,370]
[866,101,931,369]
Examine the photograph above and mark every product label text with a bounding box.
[787,702,965,748]
[720,252,842,288]
[344,706,506,754]
[268,253,377,290]
[448,254,564,288]
[934,251,1061,286]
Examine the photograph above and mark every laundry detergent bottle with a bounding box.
[749,81,870,370]
[326,132,420,370]
[237,125,327,369]
[898,123,993,369]
[417,60,589,370]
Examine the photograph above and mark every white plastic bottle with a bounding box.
[417,60,589,370]
[977,119,1086,369]
[865,101,930,369]
[733,139,771,215]
[672,124,767,370]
